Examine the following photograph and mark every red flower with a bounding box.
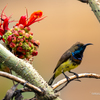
[16,10,46,27]
[16,16,27,26]
[0,5,13,42]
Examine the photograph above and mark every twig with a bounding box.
[17,87,32,92]
[52,73,100,90]
[0,71,44,95]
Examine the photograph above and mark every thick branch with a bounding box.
[88,0,100,22]
[79,0,100,22]
[0,44,61,100]
[52,73,100,90]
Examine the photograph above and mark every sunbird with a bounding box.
[48,42,92,85]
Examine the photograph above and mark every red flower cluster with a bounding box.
[0,6,45,60]
[3,24,40,59]
[0,6,11,42]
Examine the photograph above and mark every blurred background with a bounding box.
[0,0,100,100]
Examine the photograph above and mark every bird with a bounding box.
[48,42,93,86]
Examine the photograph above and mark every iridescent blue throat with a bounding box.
[71,47,85,61]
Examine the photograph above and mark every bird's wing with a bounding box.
[53,50,71,73]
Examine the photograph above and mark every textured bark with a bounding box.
[0,44,61,100]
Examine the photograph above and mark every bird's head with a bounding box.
[71,42,93,60]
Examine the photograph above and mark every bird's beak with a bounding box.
[79,43,93,55]
[84,43,93,47]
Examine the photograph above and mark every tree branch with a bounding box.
[0,44,61,100]
[52,73,100,90]
[79,0,100,22]
[0,71,43,95]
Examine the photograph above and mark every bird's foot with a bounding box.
[62,70,70,81]
[54,71,70,93]
[69,70,81,82]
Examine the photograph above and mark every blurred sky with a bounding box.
[0,0,100,100]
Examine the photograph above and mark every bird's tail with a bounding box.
[48,74,55,85]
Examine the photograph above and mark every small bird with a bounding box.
[48,42,92,86]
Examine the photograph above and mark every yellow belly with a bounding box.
[54,59,79,78]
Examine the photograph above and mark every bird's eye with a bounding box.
[77,44,80,47]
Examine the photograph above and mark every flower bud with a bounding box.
[7,35,12,43]
[18,24,24,30]
[12,36,16,43]
[9,42,16,48]
[13,31,19,37]
[6,30,13,35]
[32,51,38,56]
[14,26,20,31]
[22,49,26,55]
[35,40,40,46]
[29,35,33,40]
[30,38,34,43]
[20,38,24,42]
[18,42,23,46]
[18,30,25,35]
[33,40,40,47]
[29,32,33,35]
[24,26,31,32]
[22,42,29,50]
[17,46,23,52]
[24,33,30,39]
[17,38,21,42]
[28,42,32,47]
[25,39,29,43]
